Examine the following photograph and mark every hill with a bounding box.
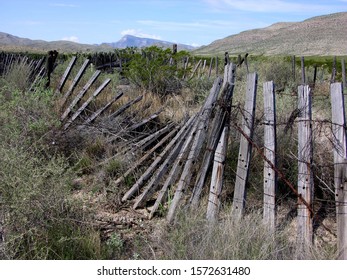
[104,35,195,51]
[195,12,347,56]
[0,32,113,53]
[0,32,194,53]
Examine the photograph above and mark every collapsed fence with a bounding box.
[1,50,347,259]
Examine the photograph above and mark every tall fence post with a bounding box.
[292,55,296,82]
[297,85,314,252]
[263,81,277,231]
[301,56,305,84]
[232,72,258,218]
[342,59,346,90]
[330,82,347,260]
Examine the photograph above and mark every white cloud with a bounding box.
[120,29,161,40]
[61,36,79,43]
[137,19,265,32]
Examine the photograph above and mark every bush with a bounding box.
[0,66,105,259]
[124,46,188,96]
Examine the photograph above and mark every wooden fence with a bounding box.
[1,51,347,259]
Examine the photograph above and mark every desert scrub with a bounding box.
[0,140,104,260]
[124,46,188,96]
[0,69,104,259]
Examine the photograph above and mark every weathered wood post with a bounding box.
[301,56,305,84]
[232,72,258,218]
[183,56,189,79]
[61,70,101,121]
[190,59,202,79]
[331,56,337,83]
[206,125,229,223]
[172,44,177,54]
[190,63,236,208]
[342,59,346,90]
[292,55,296,82]
[46,50,58,87]
[313,64,317,88]
[208,57,214,78]
[216,56,219,77]
[55,56,76,94]
[167,77,223,223]
[330,82,347,260]
[61,59,90,107]
[263,81,277,231]
[297,85,314,252]
[224,52,230,66]
[63,78,111,130]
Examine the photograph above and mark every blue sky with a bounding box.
[0,0,346,46]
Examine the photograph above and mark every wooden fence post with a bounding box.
[190,63,236,207]
[301,56,305,84]
[263,81,277,231]
[63,78,111,130]
[167,77,223,223]
[206,125,229,223]
[331,56,337,83]
[297,85,314,251]
[55,56,76,94]
[208,57,214,78]
[292,55,296,82]
[342,59,346,90]
[61,59,90,107]
[216,56,219,77]
[61,70,101,121]
[232,72,258,218]
[330,82,347,260]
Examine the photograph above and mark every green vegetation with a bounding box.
[0,61,107,259]
[124,46,189,96]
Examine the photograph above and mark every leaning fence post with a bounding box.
[330,82,347,260]
[206,125,229,223]
[55,56,76,94]
[167,77,223,223]
[297,85,314,252]
[61,59,90,107]
[232,72,258,218]
[263,81,277,231]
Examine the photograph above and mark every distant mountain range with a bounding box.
[1,12,347,55]
[0,32,195,53]
[104,35,195,51]
[195,12,347,56]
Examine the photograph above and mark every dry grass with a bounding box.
[153,206,336,260]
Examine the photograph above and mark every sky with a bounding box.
[0,0,346,47]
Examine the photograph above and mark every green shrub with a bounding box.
[0,67,104,259]
[124,46,188,96]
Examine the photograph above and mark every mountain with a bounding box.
[195,12,347,56]
[0,32,113,53]
[104,35,195,51]
[0,32,195,53]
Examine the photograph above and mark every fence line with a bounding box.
[2,51,347,259]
